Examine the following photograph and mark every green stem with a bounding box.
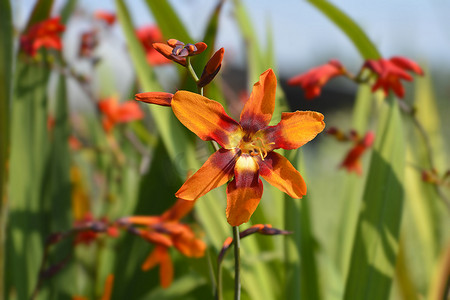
[233,226,241,300]
[186,56,199,81]
[206,248,217,298]
[216,256,223,300]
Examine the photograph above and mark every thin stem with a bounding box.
[186,56,199,81]
[233,226,241,300]
[216,259,223,300]
[398,100,450,209]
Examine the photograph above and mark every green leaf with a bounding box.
[401,71,449,295]
[343,97,405,299]
[307,0,381,60]
[0,0,13,297]
[8,60,52,300]
[144,0,192,43]
[115,0,192,171]
[25,0,54,29]
[331,84,374,281]
[284,150,321,300]
[232,0,268,86]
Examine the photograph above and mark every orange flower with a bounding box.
[98,96,144,132]
[363,56,423,98]
[136,26,171,65]
[135,69,325,226]
[20,17,65,57]
[94,10,116,26]
[288,60,346,99]
[152,39,207,66]
[340,131,374,175]
[121,198,205,288]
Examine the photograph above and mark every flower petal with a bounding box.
[152,42,186,66]
[141,246,163,271]
[116,101,144,122]
[140,230,173,247]
[141,246,173,288]
[390,56,424,75]
[135,92,173,106]
[226,155,263,226]
[158,247,174,288]
[198,48,224,88]
[240,69,277,132]
[171,91,243,148]
[172,225,206,257]
[258,152,306,198]
[161,198,195,221]
[175,148,238,200]
[193,42,208,55]
[263,111,325,150]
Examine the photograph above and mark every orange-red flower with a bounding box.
[98,96,144,132]
[340,131,374,175]
[152,39,207,66]
[121,198,205,288]
[288,60,346,99]
[363,56,423,98]
[136,26,171,65]
[20,17,65,57]
[135,69,325,226]
[94,10,116,26]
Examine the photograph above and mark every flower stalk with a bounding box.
[232,225,241,300]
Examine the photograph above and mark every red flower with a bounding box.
[363,56,423,98]
[340,131,375,175]
[78,30,98,58]
[121,198,205,288]
[136,26,171,65]
[152,39,207,66]
[98,96,144,132]
[73,212,119,245]
[288,60,346,99]
[20,17,65,57]
[94,10,116,26]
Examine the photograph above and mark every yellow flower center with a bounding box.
[238,133,274,161]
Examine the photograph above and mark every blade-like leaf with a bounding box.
[115,0,192,171]
[0,0,13,298]
[284,150,321,300]
[343,96,405,299]
[144,0,192,43]
[307,0,381,60]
